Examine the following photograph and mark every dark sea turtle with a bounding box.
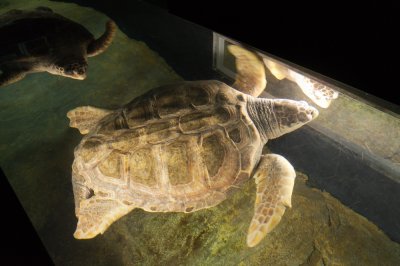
[67,45,318,247]
[0,6,116,87]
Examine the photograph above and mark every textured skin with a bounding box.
[0,7,116,87]
[246,154,295,247]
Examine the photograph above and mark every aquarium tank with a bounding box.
[0,0,399,265]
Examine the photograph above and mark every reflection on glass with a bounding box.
[262,57,339,108]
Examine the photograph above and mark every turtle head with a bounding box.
[48,52,88,80]
[56,57,88,80]
[247,98,319,142]
[272,99,319,136]
[62,59,88,80]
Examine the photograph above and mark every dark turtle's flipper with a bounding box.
[247,154,296,247]
[0,71,26,87]
[87,20,117,57]
[228,45,267,97]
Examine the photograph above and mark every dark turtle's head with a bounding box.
[62,59,88,80]
[48,50,88,80]
[52,57,88,80]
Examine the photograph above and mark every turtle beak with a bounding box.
[69,65,87,80]
[72,71,87,80]
[63,60,88,80]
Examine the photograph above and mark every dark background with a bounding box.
[166,0,399,107]
[67,0,400,107]
[1,0,398,264]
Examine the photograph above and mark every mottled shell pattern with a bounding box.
[72,81,262,215]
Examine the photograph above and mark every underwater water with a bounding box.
[0,0,399,265]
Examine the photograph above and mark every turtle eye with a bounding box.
[65,68,73,75]
[64,63,87,76]
[77,64,88,75]
[77,68,86,75]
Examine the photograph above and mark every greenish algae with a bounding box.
[0,1,399,265]
[100,173,400,266]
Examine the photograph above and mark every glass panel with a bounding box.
[214,33,400,182]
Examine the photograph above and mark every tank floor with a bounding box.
[0,1,399,265]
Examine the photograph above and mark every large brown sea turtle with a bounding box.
[67,45,319,247]
[0,7,116,87]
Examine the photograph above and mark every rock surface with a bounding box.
[0,1,399,265]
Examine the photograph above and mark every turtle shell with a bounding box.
[0,8,93,61]
[73,80,263,213]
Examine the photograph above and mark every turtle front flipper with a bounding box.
[0,71,26,87]
[247,154,296,247]
[227,45,266,97]
[74,196,135,239]
[67,106,112,134]
[87,20,117,57]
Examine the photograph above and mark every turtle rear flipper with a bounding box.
[87,20,117,57]
[74,196,135,239]
[67,106,112,134]
[228,45,267,97]
[247,154,296,247]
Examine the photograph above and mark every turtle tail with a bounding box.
[87,20,117,57]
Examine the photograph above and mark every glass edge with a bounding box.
[213,33,400,119]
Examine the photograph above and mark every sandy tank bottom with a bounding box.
[0,0,399,265]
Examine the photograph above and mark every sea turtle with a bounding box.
[67,45,319,247]
[0,6,116,87]
[263,57,339,108]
